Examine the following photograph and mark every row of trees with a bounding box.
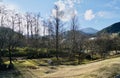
[0,4,120,69]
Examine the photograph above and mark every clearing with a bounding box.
[0,57,120,78]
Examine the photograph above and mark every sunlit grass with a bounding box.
[1,57,120,78]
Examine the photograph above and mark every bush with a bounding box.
[0,64,7,71]
[12,50,27,57]
[85,54,92,60]
[24,47,38,59]
[23,47,49,59]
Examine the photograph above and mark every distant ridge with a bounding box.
[98,22,120,34]
[80,27,98,34]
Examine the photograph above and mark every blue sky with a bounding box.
[2,0,120,30]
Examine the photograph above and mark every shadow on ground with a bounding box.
[0,63,26,78]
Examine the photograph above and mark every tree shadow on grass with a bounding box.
[0,63,25,78]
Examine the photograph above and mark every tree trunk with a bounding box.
[0,49,2,65]
[8,47,12,64]
[78,53,81,64]
[55,18,59,60]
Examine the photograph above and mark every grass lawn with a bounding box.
[0,57,120,78]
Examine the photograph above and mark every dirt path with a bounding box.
[42,57,120,78]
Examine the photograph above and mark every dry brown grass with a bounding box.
[1,57,120,78]
[43,57,120,78]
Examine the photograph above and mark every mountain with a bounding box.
[98,22,120,34]
[0,27,24,38]
[80,27,98,34]
[62,30,89,39]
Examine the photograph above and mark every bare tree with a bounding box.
[34,13,40,48]
[69,15,79,59]
[16,14,22,34]
[52,5,64,60]
[11,15,16,31]
[0,5,6,27]
[25,13,30,39]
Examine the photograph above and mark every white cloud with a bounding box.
[7,4,19,10]
[54,0,65,11]
[84,9,95,21]
[65,0,81,7]
[60,9,78,21]
[0,2,19,11]
[97,11,105,17]
[52,9,57,18]
[97,11,118,19]
[52,0,81,22]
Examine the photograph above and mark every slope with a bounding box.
[98,22,120,34]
